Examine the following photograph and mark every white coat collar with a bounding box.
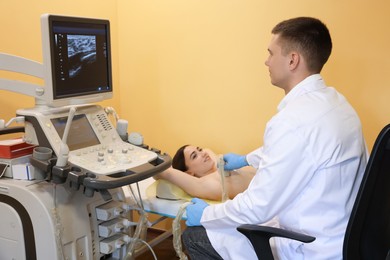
[277,74,325,111]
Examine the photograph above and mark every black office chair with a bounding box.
[237,124,390,260]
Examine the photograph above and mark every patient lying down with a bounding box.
[154,145,255,201]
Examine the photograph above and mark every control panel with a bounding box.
[17,105,157,175]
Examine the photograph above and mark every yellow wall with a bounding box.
[117,0,390,156]
[2,1,390,156]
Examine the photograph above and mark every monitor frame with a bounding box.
[40,14,113,107]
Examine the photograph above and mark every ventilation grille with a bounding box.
[97,113,113,131]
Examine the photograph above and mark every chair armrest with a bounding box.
[237,224,315,260]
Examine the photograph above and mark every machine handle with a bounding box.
[0,126,25,135]
[82,153,171,190]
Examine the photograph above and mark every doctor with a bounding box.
[182,17,368,259]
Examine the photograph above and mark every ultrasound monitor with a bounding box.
[40,14,113,107]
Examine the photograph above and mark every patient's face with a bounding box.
[183,146,215,177]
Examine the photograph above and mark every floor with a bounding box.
[135,228,184,260]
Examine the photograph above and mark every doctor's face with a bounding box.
[183,146,215,178]
[265,34,291,90]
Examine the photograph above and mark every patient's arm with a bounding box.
[154,167,223,201]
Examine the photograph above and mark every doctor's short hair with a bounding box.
[272,17,332,73]
[172,144,189,172]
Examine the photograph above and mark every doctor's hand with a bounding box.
[223,153,248,171]
[185,198,209,226]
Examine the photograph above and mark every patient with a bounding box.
[154,145,255,201]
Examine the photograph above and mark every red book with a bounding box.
[0,138,36,159]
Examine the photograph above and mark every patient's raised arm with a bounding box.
[154,167,223,201]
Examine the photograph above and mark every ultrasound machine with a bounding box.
[0,14,171,260]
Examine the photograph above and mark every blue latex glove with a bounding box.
[223,153,248,171]
[185,198,209,226]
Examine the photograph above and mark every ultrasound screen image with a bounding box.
[51,19,111,99]
[67,35,97,78]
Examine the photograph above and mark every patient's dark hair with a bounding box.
[172,145,189,172]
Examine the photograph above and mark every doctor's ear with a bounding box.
[288,52,300,69]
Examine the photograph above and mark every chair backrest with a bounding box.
[343,124,390,260]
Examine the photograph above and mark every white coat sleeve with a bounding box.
[246,146,264,168]
[201,118,318,227]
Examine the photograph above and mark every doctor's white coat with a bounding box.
[201,75,368,260]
